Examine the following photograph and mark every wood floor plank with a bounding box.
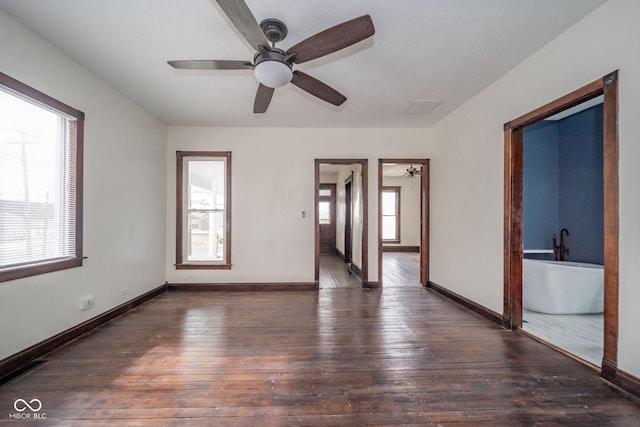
[319,254,362,288]
[383,252,421,286]
[1,285,639,425]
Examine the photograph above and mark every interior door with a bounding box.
[344,174,353,263]
[319,184,336,254]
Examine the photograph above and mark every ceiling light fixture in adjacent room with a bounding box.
[406,165,422,178]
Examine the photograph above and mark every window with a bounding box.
[382,187,400,243]
[0,72,84,282]
[318,184,335,225]
[318,201,331,224]
[176,151,231,269]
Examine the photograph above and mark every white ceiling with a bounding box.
[0,0,606,128]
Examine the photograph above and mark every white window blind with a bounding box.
[0,87,77,269]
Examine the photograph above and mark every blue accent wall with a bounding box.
[558,105,604,264]
[523,121,559,254]
[523,104,603,264]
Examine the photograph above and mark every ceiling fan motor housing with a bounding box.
[260,18,288,44]
[253,47,291,66]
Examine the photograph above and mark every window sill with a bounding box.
[175,263,232,270]
[0,257,84,283]
[382,240,401,244]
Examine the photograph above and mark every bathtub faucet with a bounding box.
[554,228,570,261]
[552,229,570,261]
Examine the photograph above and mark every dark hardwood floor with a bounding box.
[320,252,422,288]
[1,286,639,425]
[382,252,420,287]
[319,253,362,288]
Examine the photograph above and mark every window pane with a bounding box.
[188,160,225,210]
[0,88,75,268]
[319,189,331,197]
[382,216,397,240]
[187,210,224,262]
[319,201,330,224]
[382,191,397,216]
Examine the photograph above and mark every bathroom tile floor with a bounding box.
[522,310,603,366]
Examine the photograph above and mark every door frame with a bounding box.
[503,71,618,376]
[315,159,369,286]
[378,159,430,286]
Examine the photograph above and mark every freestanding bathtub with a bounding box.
[522,258,604,314]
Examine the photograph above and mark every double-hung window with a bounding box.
[176,151,231,269]
[382,186,401,243]
[0,73,84,282]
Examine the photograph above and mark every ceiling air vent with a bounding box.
[404,100,442,115]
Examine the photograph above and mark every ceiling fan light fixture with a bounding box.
[254,60,292,88]
[406,165,421,177]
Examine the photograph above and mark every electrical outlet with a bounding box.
[120,288,129,296]
[80,296,95,311]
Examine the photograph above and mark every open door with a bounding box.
[344,174,353,264]
[319,184,336,254]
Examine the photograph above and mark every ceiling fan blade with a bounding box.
[168,60,253,70]
[287,15,374,64]
[254,84,275,113]
[291,71,346,106]
[214,0,269,50]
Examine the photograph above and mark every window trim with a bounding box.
[382,186,401,243]
[0,72,84,283]
[176,151,232,270]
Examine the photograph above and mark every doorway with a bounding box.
[521,97,604,366]
[504,71,618,377]
[378,159,429,287]
[315,160,369,288]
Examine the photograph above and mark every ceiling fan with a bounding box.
[168,0,375,113]
[405,165,422,178]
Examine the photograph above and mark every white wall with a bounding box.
[429,0,640,377]
[166,127,430,284]
[0,11,167,360]
[382,176,421,247]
